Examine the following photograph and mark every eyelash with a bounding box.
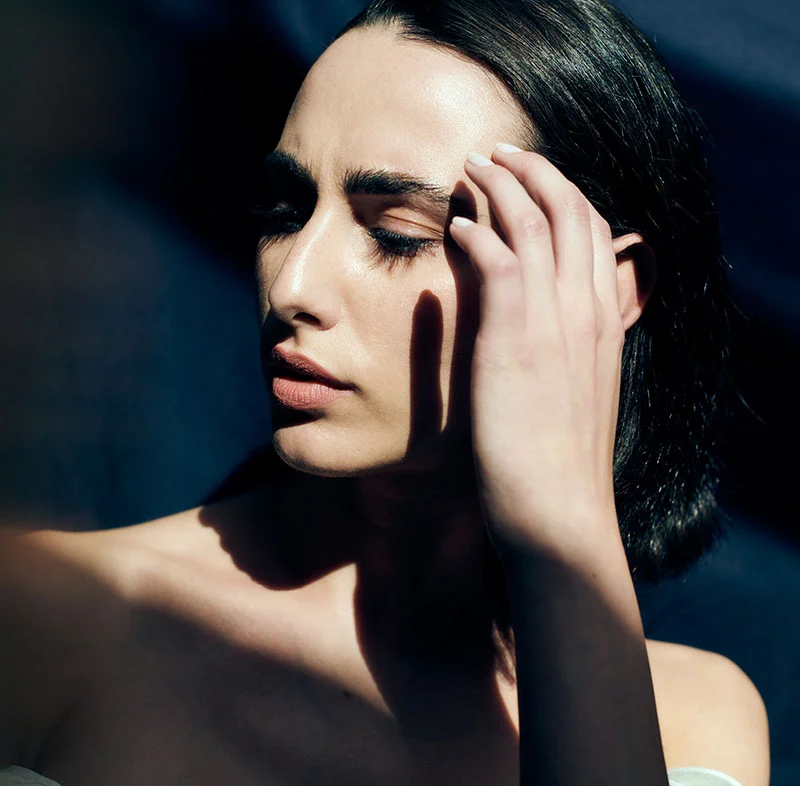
[252,203,438,272]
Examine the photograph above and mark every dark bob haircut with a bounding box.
[335,0,735,583]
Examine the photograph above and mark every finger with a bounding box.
[463,153,559,313]
[586,202,621,328]
[491,147,595,298]
[448,217,526,344]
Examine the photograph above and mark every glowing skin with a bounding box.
[256,26,528,478]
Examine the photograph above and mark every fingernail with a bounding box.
[451,216,474,228]
[495,142,523,153]
[467,152,493,167]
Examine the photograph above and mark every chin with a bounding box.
[271,420,407,478]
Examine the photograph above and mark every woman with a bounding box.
[0,0,770,784]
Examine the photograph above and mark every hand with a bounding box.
[449,145,634,562]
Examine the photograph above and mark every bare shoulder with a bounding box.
[0,524,134,766]
[0,489,273,766]
[646,639,770,786]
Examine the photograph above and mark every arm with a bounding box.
[504,530,666,785]
[502,529,771,786]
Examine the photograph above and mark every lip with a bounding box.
[265,346,353,411]
[266,347,351,389]
[271,377,351,410]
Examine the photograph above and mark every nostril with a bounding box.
[293,311,322,327]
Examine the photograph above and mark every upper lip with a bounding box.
[266,346,351,389]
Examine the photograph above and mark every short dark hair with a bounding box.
[334,0,736,677]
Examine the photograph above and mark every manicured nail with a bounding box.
[451,216,474,228]
[467,152,493,167]
[496,142,523,153]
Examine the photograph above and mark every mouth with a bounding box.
[265,347,353,410]
[265,347,351,388]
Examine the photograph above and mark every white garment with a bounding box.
[668,767,744,785]
[0,768,60,786]
[0,764,744,785]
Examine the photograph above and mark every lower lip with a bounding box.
[271,376,351,410]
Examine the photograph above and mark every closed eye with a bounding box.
[365,228,438,272]
[252,204,439,272]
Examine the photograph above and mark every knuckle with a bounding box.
[515,212,550,242]
[561,188,590,221]
[483,251,520,279]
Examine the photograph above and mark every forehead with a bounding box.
[278,26,527,188]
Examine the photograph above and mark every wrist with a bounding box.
[489,507,625,572]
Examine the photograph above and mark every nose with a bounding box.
[257,211,342,331]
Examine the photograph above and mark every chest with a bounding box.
[38,603,520,786]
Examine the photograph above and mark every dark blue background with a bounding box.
[0,0,797,780]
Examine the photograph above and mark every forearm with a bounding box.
[501,519,670,786]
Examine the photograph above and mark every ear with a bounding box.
[612,233,657,331]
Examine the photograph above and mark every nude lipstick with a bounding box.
[267,348,353,411]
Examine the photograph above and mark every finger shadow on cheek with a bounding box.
[407,290,443,456]
[445,180,480,437]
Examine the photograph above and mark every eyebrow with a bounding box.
[263,149,317,193]
[263,149,477,222]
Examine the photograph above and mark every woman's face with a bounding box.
[257,26,527,477]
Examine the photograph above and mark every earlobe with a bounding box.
[613,233,657,331]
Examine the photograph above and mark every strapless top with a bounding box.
[0,765,744,785]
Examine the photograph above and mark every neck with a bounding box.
[225,451,503,671]
[350,458,498,668]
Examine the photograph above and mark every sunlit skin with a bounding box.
[257,28,526,476]
[255,25,646,660]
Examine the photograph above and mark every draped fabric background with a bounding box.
[0,0,797,781]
